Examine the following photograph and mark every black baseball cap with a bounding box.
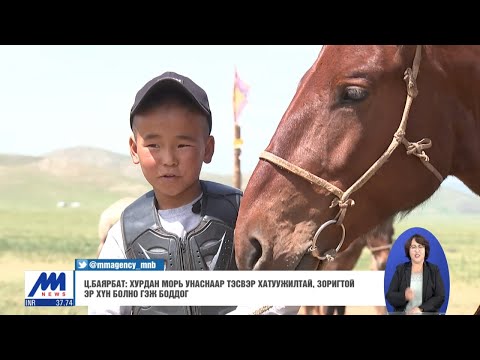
[130,71,212,133]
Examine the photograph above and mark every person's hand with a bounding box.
[407,307,422,315]
[404,287,414,301]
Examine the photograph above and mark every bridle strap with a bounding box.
[260,45,443,231]
[259,151,344,200]
[368,244,392,253]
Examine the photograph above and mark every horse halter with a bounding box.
[259,45,444,262]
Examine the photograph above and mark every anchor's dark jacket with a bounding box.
[386,261,445,313]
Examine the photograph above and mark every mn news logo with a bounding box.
[25,271,75,307]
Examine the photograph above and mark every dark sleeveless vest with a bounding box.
[121,180,242,315]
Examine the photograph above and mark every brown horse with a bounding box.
[300,217,393,315]
[234,46,480,274]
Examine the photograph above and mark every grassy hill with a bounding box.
[1,147,479,212]
[0,154,41,166]
[0,147,249,212]
[405,184,480,215]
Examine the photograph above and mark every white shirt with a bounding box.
[406,272,423,312]
[88,194,299,315]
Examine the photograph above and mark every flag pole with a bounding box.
[233,67,248,190]
[233,68,242,190]
[234,123,242,190]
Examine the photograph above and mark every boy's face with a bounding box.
[130,103,214,209]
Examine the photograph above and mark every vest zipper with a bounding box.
[180,235,193,315]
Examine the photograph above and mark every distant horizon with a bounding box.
[1,144,478,198]
[0,145,130,157]
[0,145,254,177]
[0,45,323,176]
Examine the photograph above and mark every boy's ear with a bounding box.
[203,135,215,164]
[129,135,140,164]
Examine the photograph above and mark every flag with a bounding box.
[233,68,250,123]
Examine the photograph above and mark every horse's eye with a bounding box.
[341,86,368,103]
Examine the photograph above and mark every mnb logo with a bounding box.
[25,271,74,306]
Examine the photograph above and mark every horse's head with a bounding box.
[235,45,461,270]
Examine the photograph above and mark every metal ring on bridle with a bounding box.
[308,219,346,260]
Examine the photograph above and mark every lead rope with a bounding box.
[250,305,274,315]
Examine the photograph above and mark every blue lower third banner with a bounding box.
[75,259,165,271]
[26,260,386,307]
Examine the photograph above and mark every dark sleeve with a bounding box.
[420,264,445,313]
[386,265,408,309]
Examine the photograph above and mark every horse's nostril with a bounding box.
[246,237,263,270]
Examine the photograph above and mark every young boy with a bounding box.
[88,71,298,315]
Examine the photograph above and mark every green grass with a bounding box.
[1,148,479,314]
[0,209,99,315]
[2,207,478,315]
[0,209,99,259]
[355,213,480,285]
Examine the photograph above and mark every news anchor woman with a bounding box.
[386,234,446,314]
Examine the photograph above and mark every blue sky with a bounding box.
[0,45,474,194]
[0,45,322,176]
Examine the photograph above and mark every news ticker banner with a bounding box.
[25,259,386,307]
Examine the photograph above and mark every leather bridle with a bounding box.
[259,46,443,262]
